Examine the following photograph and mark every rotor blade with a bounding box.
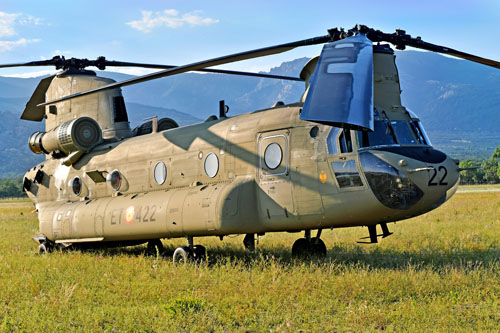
[358,26,500,69]
[300,34,374,131]
[104,61,303,81]
[0,59,58,68]
[39,34,331,106]
[21,75,56,121]
[0,57,302,80]
[400,39,500,69]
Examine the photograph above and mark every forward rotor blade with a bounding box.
[401,39,500,69]
[39,34,331,106]
[104,61,303,81]
[359,26,500,69]
[300,34,374,131]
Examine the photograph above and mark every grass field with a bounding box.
[0,190,499,332]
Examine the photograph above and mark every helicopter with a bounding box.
[3,25,499,262]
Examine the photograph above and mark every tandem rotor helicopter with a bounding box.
[3,25,499,262]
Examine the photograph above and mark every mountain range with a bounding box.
[1,50,499,177]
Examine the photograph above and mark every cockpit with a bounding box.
[326,109,431,155]
[324,109,438,211]
[357,109,431,149]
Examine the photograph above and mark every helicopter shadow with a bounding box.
[323,245,500,271]
[78,243,499,271]
[201,245,500,271]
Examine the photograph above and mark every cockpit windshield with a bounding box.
[357,110,431,149]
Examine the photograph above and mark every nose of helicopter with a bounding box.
[359,147,460,214]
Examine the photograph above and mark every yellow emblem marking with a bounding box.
[319,170,327,184]
[125,206,135,225]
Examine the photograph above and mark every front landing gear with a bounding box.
[292,229,327,258]
[172,236,207,264]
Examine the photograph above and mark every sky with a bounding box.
[0,0,499,78]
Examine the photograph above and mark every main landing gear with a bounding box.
[292,229,327,258]
[34,236,56,254]
[38,241,55,254]
[146,239,165,257]
[172,236,206,264]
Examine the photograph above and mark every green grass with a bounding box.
[0,190,499,332]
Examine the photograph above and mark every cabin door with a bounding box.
[328,129,366,192]
[257,130,294,220]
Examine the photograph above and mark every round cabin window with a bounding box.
[107,170,122,191]
[70,177,82,196]
[264,143,282,170]
[154,161,167,185]
[204,153,219,178]
[310,126,319,138]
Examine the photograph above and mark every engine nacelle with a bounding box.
[29,117,102,156]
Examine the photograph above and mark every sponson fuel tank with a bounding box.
[37,176,261,242]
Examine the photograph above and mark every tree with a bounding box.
[0,178,24,198]
[459,160,483,185]
[493,146,500,180]
[481,159,499,184]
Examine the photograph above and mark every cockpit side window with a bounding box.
[326,128,340,155]
[327,128,355,155]
[391,120,418,145]
[409,120,429,145]
[339,130,353,153]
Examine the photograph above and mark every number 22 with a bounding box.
[428,166,448,186]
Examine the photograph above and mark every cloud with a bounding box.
[51,50,72,56]
[0,11,45,37]
[127,9,219,33]
[0,38,40,53]
[0,12,44,52]
[0,12,20,37]
[18,15,44,26]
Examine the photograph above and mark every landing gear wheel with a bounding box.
[311,238,327,256]
[173,246,193,264]
[193,245,206,262]
[292,238,327,258]
[292,238,311,257]
[146,239,165,257]
[38,242,53,255]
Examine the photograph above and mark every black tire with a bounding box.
[173,246,192,264]
[311,238,327,257]
[292,238,312,257]
[292,238,327,258]
[146,239,165,257]
[193,245,206,262]
[38,242,53,255]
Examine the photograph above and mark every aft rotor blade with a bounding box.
[104,61,303,81]
[39,34,331,106]
[0,59,57,68]
[0,57,303,80]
